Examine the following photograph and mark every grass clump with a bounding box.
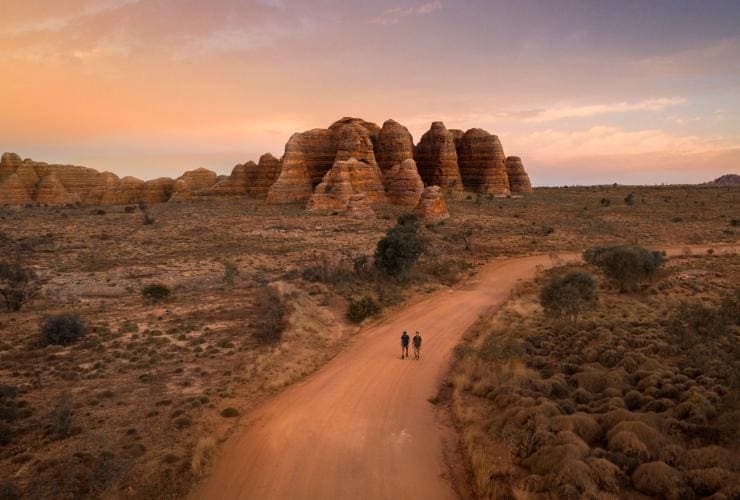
[253,285,288,344]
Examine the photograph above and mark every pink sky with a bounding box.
[1,0,739,185]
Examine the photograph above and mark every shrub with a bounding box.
[600,198,611,207]
[584,245,665,292]
[40,314,86,346]
[253,286,288,344]
[539,270,597,322]
[220,407,239,418]
[0,262,40,312]
[375,215,426,276]
[142,283,171,303]
[346,296,381,323]
[223,261,238,287]
[624,192,635,205]
[47,394,73,439]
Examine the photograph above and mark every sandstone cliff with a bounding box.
[306,158,387,211]
[376,119,414,179]
[505,156,532,193]
[170,168,219,201]
[246,154,281,198]
[385,159,424,207]
[414,185,450,221]
[457,128,510,195]
[413,122,463,192]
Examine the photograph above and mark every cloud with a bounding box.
[370,1,443,25]
[1,0,141,34]
[519,97,687,123]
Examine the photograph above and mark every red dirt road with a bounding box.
[193,246,730,500]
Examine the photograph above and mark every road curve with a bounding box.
[192,245,731,500]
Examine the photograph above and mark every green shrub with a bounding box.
[253,286,288,344]
[539,270,598,322]
[347,296,382,323]
[375,215,426,276]
[220,407,240,418]
[584,245,665,292]
[142,283,171,303]
[40,314,86,346]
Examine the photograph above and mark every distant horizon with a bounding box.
[2,1,739,185]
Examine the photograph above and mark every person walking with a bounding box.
[413,331,422,360]
[400,331,410,359]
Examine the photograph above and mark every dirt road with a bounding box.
[193,246,729,500]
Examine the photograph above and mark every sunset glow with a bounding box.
[1,0,739,184]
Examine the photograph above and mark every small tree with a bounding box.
[624,192,635,205]
[584,245,665,292]
[539,270,598,323]
[253,286,288,344]
[347,296,381,323]
[0,262,40,312]
[40,314,86,346]
[375,214,426,277]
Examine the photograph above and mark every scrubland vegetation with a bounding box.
[0,184,736,497]
[448,249,739,499]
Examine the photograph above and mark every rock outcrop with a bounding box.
[457,128,510,195]
[413,122,463,192]
[0,173,32,205]
[505,156,532,193]
[0,152,22,178]
[375,119,414,179]
[35,173,80,205]
[345,193,375,219]
[246,154,281,198]
[204,163,250,197]
[170,168,219,201]
[307,158,387,211]
[385,159,424,207]
[141,178,175,204]
[414,185,450,221]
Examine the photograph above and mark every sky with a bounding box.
[1,0,739,185]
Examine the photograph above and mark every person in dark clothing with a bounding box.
[413,332,422,360]
[400,331,410,359]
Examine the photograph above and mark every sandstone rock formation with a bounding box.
[141,178,175,204]
[414,185,450,221]
[246,154,281,198]
[16,161,40,191]
[35,173,80,205]
[0,152,22,178]
[170,168,219,201]
[345,193,375,219]
[457,128,510,195]
[375,119,414,178]
[505,156,532,193]
[413,122,463,192]
[385,159,424,207]
[307,158,386,211]
[267,117,382,204]
[0,173,32,205]
[204,163,250,197]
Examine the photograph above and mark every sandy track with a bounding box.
[193,246,730,500]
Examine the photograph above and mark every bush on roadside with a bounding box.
[346,296,382,323]
[40,314,86,346]
[253,286,288,344]
[375,214,426,277]
[540,270,598,322]
[584,245,665,292]
[142,283,171,303]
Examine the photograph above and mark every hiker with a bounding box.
[401,331,410,359]
[413,331,422,360]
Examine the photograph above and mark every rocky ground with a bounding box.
[448,252,739,499]
[0,184,737,498]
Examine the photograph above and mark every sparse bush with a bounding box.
[223,261,238,287]
[253,286,288,344]
[47,394,73,439]
[600,198,611,207]
[584,245,665,292]
[347,296,381,323]
[40,314,86,346]
[540,270,597,322]
[624,192,635,205]
[142,283,171,303]
[0,481,20,500]
[0,261,40,312]
[375,215,426,277]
